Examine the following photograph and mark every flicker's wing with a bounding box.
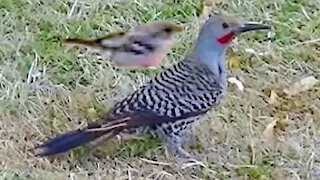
[92,60,224,130]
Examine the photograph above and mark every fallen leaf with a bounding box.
[228,77,244,92]
[268,90,279,104]
[274,120,290,136]
[245,48,256,54]
[227,49,244,69]
[283,76,319,96]
[228,56,243,69]
[263,119,290,144]
[268,31,276,40]
[263,120,277,144]
[245,48,269,56]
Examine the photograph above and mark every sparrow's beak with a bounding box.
[170,25,183,32]
[236,22,270,33]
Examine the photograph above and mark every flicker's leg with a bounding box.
[155,123,191,158]
[166,133,191,158]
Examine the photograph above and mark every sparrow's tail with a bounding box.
[34,117,129,156]
[64,32,126,49]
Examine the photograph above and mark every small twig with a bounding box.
[306,151,314,169]
[227,164,258,168]
[112,73,122,87]
[140,158,172,166]
[292,38,320,47]
[154,171,174,180]
[289,170,301,180]
[181,159,206,169]
[281,38,320,50]
[68,0,79,18]
[69,173,75,180]
[128,169,132,180]
[248,106,255,164]
[301,6,311,20]
[27,52,38,84]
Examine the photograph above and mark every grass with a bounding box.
[1,0,320,179]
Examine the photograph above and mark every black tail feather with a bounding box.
[34,129,107,156]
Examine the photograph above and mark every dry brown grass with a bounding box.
[1,0,320,179]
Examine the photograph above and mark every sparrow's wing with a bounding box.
[120,35,157,55]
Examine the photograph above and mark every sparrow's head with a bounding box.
[201,13,270,46]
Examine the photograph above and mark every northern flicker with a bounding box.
[65,21,182,69]
[34,14,270,157]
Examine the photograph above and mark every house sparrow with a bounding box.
[65,21,182,69]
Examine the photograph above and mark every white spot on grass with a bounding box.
[228,77,244,92]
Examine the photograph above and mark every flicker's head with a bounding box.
[201,13,270,46]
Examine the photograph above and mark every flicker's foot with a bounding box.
[174,146,191,158]
[165,136,192,159]
[166,140,206,169]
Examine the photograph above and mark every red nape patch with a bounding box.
[217,32,235,44]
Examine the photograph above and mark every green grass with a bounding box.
[237,164,272,180]
[1,0,320,179]
[115,135,159,158]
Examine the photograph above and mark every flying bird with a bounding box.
[65,21,182,69]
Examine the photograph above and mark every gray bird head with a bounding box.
[192,13,270,84]
[201,13,270,46]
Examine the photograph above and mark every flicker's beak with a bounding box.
[236,22,270,33]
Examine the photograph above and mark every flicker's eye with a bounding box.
[222,22,229,29]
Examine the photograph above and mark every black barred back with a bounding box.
[110,59,225,123]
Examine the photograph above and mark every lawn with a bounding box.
[0,0,319,179]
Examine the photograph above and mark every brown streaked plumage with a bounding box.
[65,21,182,69]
